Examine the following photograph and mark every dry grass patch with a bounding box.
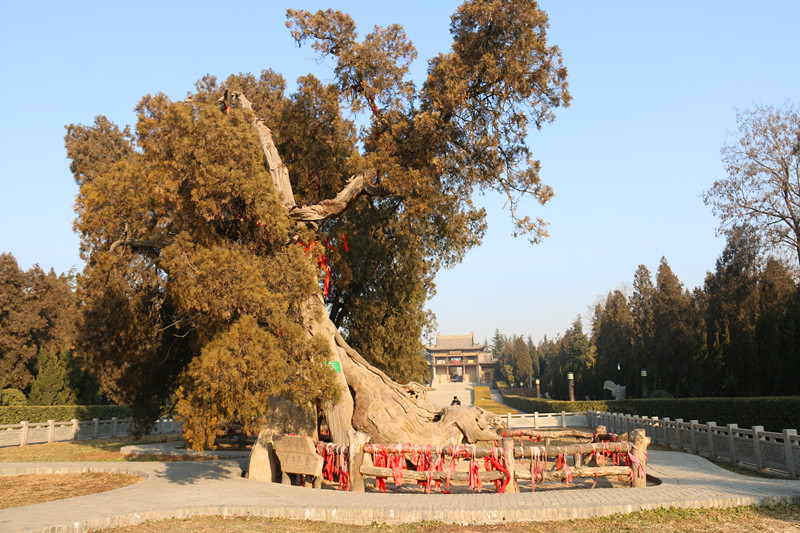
[0,434,221,463]
[0,471,142,509]
[100,504,800,532]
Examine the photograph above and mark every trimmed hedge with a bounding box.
[500,393,800,433]
[0,405,131,425]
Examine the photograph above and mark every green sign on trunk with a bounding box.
[328,361,342,373]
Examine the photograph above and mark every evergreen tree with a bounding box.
[755,258,800,396]
[28,347,78,405]
[591,290,636,397]
[527,335,541,378]
[652,258,701,396]
[25,266,78,360]
[630,264,655,387]
[491,329,507,358]
[0,253,43,390]
[703,227,761,396]
[66,0,571,446]
[501,335,532,387]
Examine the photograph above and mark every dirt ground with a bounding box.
[0,472,142,509]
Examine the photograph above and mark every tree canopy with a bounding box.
[65,0,570,446]
[0,253,79,392]
[705,101,800,268]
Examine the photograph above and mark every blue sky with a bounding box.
[1,1,798,345]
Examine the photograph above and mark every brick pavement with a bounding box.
[1,450,800,532]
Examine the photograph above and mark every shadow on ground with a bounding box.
[156,459,247,485]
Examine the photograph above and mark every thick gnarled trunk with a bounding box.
[302,294,501,446]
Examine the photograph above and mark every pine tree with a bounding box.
[28,347,78,406]
[755,258,799,396]
[703,228,761,396]
[652,258,701,396]
[591,290,636,396]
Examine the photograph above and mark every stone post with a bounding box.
[47,420,55,444]
[348,429,370,492]
[631,429,648,488]
[752,426,765,471]
[707,422,717,459]
[728,424,739,465]
[640,369,648,398]
[567,372,575,402]
[650,417,660,444]
[502,437,518,493]
[20,421,28,446]
[783,429,798,480]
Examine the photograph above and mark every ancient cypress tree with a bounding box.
[66,0,570,447]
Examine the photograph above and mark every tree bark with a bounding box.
[300,293,501,446]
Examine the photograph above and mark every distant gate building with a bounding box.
[425,333,496,384]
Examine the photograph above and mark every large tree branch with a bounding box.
[109,239,167,254]
[224,90,387,224]
[288,173,383,223]
[109,223,167,253]
[222,90,296,210]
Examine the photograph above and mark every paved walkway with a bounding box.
[2,450,800,532]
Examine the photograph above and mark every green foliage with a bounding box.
[28,347,78,406]
[535,317,592,399]
[0,388,27,406]
[499,336,532,385]
[176,314,338,450]
[0,405,130,425]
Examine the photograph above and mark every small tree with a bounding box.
[28,347,78,406]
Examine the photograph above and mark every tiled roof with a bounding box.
[426,333,486,351]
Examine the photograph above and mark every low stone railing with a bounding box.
[503,410,592,429]
[0,417,180,447]
[594,410,799,480]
